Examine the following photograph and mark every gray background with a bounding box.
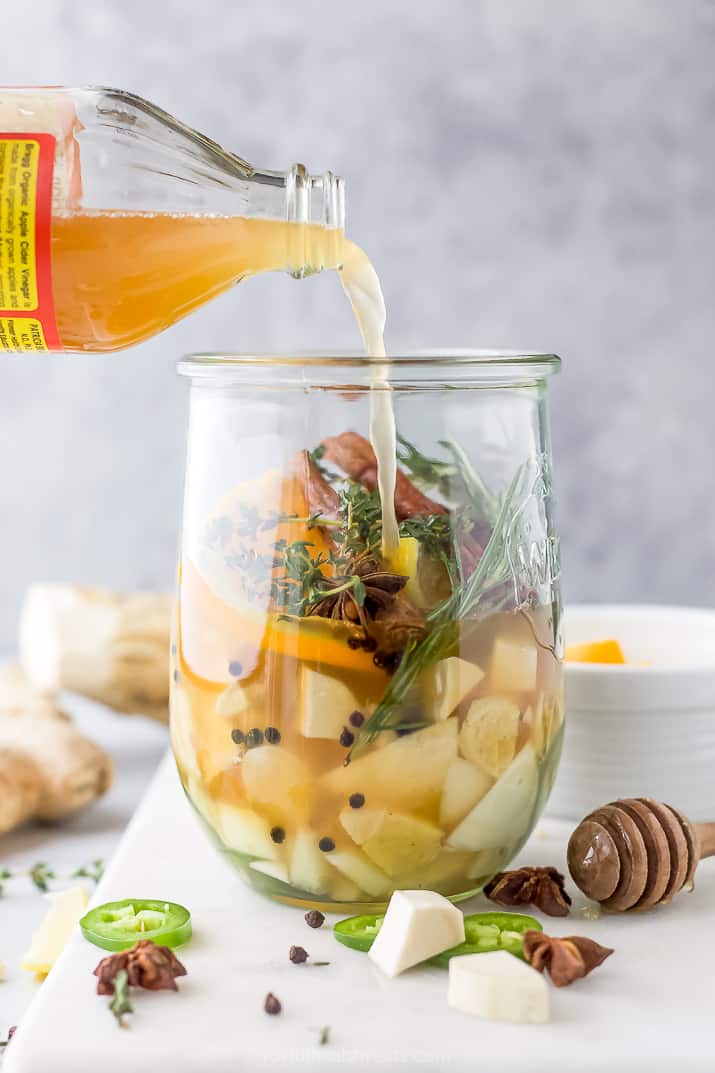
[1,0,714,647]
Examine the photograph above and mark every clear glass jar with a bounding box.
[171,352,563,910]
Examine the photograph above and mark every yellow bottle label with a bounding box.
[0,134,60,351]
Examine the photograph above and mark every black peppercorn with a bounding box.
[231,728,245,745]
[362,637,377,653]
[304,910,325,929]
[264,726,281,745]
[170,643,177,656]
[270,826,286,844]
[264,993,282,1015]
[318,837,335,853]
[172,669,180,683]
[348,710,365,728]
[339,727,355,748]
[347,637,361,650]
[289,945,309,964]
[246,728,264,748]
[348,792,365,809]
[228,659,243,677]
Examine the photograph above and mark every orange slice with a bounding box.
[564,638,626,664]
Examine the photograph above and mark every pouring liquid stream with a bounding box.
[339,241,400,560]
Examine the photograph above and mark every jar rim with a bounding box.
[178,349,561,381]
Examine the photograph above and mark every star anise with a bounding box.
[94,939,187,995]
[307,553,404,624]
[484,866,572,917]
[523,931,613,987]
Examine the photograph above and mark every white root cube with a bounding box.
[289,828,334,895]
[369,890,465,978]
[439,758,493,829]
[426,657,484,721]
[340,807,442,876]
[298,666,361,740]
[212,803,279,860]
[21,887,89,977]
[325,848,392,898]
[447,744,539,851]
[448,950,549,1023]
[459,697,521,778]
[490,638,538,694]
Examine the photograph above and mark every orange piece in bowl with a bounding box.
[564,638,626,664]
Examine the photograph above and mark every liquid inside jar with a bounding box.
[171,428,564,910]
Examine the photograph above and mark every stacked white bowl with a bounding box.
[548,605,715,822]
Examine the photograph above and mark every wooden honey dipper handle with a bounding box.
[567,798,713,912]
[696,822,715,859]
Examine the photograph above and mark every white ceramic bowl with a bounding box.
[548,604,715,822]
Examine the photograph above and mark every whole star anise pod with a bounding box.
[307,553,406,626]
[484,866,572,917]
[94,939,187,995]
[523,930,613,987]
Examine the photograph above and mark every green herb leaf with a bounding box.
[108,969,133,1028]
[28,862,55,893]
[72,859,105,884]
[396,434,456,498]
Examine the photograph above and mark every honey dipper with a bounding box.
[567,798,715,911]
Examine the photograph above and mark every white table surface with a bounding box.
[3,743,714,1072]
[0,695,168,1040]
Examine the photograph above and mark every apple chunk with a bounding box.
[289,828,333,894]
[340,807,442,876]
[424,656,485,722]
[325,848,392,897]
[439,757,493,829]
[298,665,361,740]
[212,802,279,860]
[447,744,538,851]
[321,720,458,811]
[489,637,538,694]
[241,745,312,823]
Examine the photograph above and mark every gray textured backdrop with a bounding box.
[1,0,714,647]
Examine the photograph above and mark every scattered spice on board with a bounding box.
[484,866,572,917]
[264,992,282,1015]
[523,931,613,987]
[304,910,325,929]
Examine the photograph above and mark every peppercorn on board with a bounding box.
[5,753,715,1073]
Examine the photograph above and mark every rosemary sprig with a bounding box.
[396,434,456,498]
[438,436,501,522]
[108,970,133,1028]
[353,462,530,750]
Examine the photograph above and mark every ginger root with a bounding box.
[0,665,113,836]
[19,584,172,722]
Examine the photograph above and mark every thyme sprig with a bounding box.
[353,462,530,750]
[0,859,104,896]
[108,970,133,1028]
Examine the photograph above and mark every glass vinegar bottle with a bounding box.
[0,87,344,352]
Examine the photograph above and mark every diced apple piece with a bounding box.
[440,758,493,829]
[448,950,549,1023]
[289,828,333,895]
[465,845,509,880]
[425,656,485,722]
[325,848,392,897]
[395,850,475,890]
[241,745,312,823]
[170,686,199,781]
[447,744,539,851]
[214,682,249,718]
[249,860,290,883]
[368,890,465,977]
[298,665,361,740]
[340,809,443,876]
[330,876,364,902]
[212,802,279,860]
[339,806,385,845]
[321,720,458,811]
[490,637,538,693]
[459,697,521,778]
